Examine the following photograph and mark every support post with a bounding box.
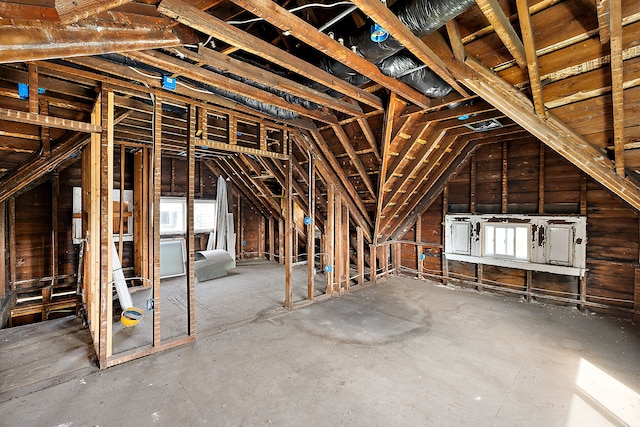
[187,105,196,336]
[416,215,423,279]
[0,202,5,300]
[278,219,284,265]
[370,244,377,284]
[152,95,162,347]
[326,183,335,294]
[335,190,343,293]
[8,198,15,291]
[357,226,364,286]
[307,159,316,300]
[99,88,114,364]
[284,158,293,308]
[268,217,275,261]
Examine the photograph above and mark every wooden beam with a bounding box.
[516,0,547,118]
[385,112,427,180]
[331,124,376,199]
[307,156,315,300]
[285,155,293,308]
[177,46,365,118]
[610,0,625,176]
[0,202,4,300]
[597,0,611,44]
[349,0,469,97]
[157,0,383,110]
[475,0,527,68]
[0,108,101,133]
[357,226,364,286]
[389,141,481,241]
[335,190,343,292]
[501,140,508,213]
[0,133,90,203]
[225,0,433,109]
[326,183,335,294]
[308,130,372,229]
[462,57,640,210]
[292,130,372,242]
[152,95,162,347]
[374,92,400,243]
[98,88,114,364]
[187,104,196,336]
[446,20,466,62]
[0,20,180,63]
[352,104,382,163]
[125,50,338,125]
[55,0,133,24]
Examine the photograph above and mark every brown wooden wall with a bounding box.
[400,138,639,318]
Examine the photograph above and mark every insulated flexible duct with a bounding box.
[321,0,475,98]
[98,54,302,120]
[378,54,452,98]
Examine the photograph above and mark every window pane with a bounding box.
[194,200,217,233]
[160,199,185,234]
[515,226,529,259]
[484,225,495,255]
[495,227,508,255]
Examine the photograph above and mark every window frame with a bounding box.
[444,214,587,277]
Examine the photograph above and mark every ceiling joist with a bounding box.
[0,20,180,64]
[157,0,384,110]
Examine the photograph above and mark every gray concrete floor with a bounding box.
[2,267,640,426]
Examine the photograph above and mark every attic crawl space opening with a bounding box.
[1,0,640,370]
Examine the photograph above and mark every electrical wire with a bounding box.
[128,66,161,80]
[227,1,354,25]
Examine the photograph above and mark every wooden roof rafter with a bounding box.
[291,129,372,242]
[352,0,640,212]
[157,0,383,110]
[516,0,546,118]
[474,0,526,68]
[0,19,181,64]
[223,0,435,109]
[609,0,625,176]
[123,50,339,124]
[386,128,529,241]
[203,157,279,219]
[55,0,134,24]
[382,112,510,216]
[174,46,366,117]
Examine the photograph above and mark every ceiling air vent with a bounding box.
[464,119,503,132]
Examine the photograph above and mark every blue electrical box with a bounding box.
[304,216,313,225]
[18,83,29,100]
[419,253,426,261]
[325,265,333,273]
[162,76,176,91]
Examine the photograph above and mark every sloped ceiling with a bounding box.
[0,0,639,243]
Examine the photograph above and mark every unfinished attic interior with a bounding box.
[1,0,640,408]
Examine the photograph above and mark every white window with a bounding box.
[444,214,587,277]
[194,200,217,233]
[160,197,217,235]
[160,198,186,235]
[483,224,529,260]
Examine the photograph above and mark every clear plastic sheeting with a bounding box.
[379,54,452,98]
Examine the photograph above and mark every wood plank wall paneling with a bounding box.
[240,199,265,259]
[411,139,639,318]
[14,182,52,283]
